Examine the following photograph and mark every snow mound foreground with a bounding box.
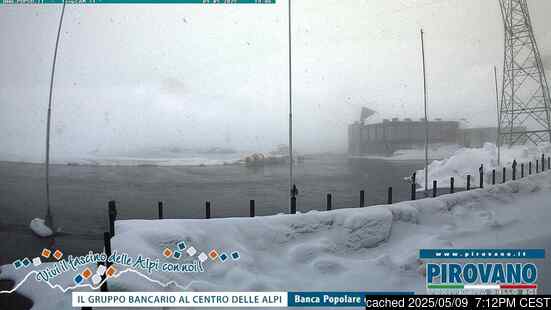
[109,171,551,293]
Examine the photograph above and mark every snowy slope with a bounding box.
[2,171,551,309]
[415,143,551,190]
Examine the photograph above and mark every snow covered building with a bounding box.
[348,118,499,155]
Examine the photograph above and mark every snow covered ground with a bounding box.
[415,143,551,190]
[2,169,551,309]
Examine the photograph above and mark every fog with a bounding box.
[1,0,550,161]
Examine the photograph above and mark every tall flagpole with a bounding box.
[494,66,501,166]
[288,0,294,204]
[421,29,429,197]
[45,0,67,228]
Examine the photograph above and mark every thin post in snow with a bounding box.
[326,193,332,211]
[479,164,484,188]
[529,161,532,175]
[387,187,393,204]
[411,172,416,200]
[512,160,517,180]
[502,167,506,183]
[432,180,437,197]
[249,200,255,217]
[467,175,471,190]
[205,201,211,219]
[450,177,454,193]
[492,169,496,185]
[158,201,163,220]
[359,190,365,208]
[108,200,117,237]
[521,163,524,178]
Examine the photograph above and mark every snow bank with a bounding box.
[3,171,551,309]
[415,143,551,190]
[29,218,53,237]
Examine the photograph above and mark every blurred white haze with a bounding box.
[1,0,551,162]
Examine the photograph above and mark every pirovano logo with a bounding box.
[421,249,544,294]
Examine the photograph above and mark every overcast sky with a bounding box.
[1,0,550,161]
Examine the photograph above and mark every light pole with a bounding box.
[420,29,429,197]
[45,0,67,229]
[288,0,294,209]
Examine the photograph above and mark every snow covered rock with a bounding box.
[29,218,53,237]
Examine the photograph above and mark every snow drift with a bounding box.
[415,143,551,190]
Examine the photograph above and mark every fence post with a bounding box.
[432,180,437,197]
[411,172,416,200]
[536,159,539,173]
[108,200,117,237]
[467,175,471,190]
[359,190,365,208]
[290,197,297,214]
[387,187,393,204]
[548,157,550,171]
[157,201,163,219]
[542,154,545,171]
[502,167,506,183]
[326,193,332,211]
[205,201,211,219]
[521,163,524,178]
[512,160,517,180]
[101,231,111,292]
[492,169,496,185]
[529,161,532,175]
[249,200,255,217]
[450,177,454,193]
[479,164,484,188]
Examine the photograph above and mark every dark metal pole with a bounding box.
[467,175,471,190]
[542,154,545,171]
[450,177,454,193]
[494,66,501,166]
[359,190,365,208]
[432,180,437,197]
[479,164,484,188]
[502,167,506,183]
[387,187,393,204]
[44,0,67,229]
[411,172,416,200]
[521,163,524,178]
[158,201,163,219]
[205,201,211,219]
[326,193,332,211]
[290,196,296,214]
[249,200,255,217]
[512,160,517,180]
[288,0,294,212]
[492,169,496,185]
[421,29,429,198]
[108,200,117,237]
